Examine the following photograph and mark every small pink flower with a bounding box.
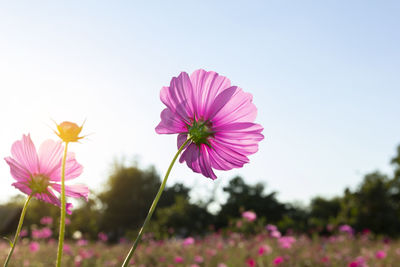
[339,224,354,235]
[77,239,88,246]
[63,244,72,254]
[40,227,52,239]
[174,256,184,263]
[270,230,281,238]
[376,250,386,259]
[119,237,128,244]
[258,244,272,255]
[273,256,284,266]
[40,216,53,225]
[242,211,257,222]
[278,236,296,249]
[4,134,89,214]
[246,258,256,267]
[217,264,227,267]
[190,265,200,267]
[65,218,71,225]
[194,255,204,263]
[155,69,264,179]
[266,224,278,232]
[348,262,359,267]
[183,237,195,245]
[20,229,28,237]
[29,241,40,252]
[98,232,108,242]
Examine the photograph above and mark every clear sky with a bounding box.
[0,1,399,207]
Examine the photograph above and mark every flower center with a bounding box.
[188,119,213,146]
[29,174,50,194]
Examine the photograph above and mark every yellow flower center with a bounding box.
[29,175,50,194]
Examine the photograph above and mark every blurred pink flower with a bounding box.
[65,218,71,225]
[278,236,296,249]
[348,257,366,267]
[266,224,278,232]
[77,239,88,246]
[183,237,195,245]
[174,256,184,263]
[29,241,40,252]
[119,237,128,244]
[79,249,94,259]
[155,69,264,179]
[217,264,227,267]
[246,258,256,267]
[98,232,108,242]
[273,256,284,265]
[270,230,282,238]
[63,244,72,255]
[194,255,204,263]
[40,216,53,225]
[32,228,52,239]
[20,229,28,237]
[258,244,272,255]
[242,211,257,222]
[375,250,386,259]
[339,224,354,235]
[4,134,89,214]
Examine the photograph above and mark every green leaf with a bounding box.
[2,237,13,247]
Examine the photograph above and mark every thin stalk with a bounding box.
[121,138,191,267]
[56,141,69,267]
[3,195,32,267]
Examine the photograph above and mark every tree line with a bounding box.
[1,145,400,241]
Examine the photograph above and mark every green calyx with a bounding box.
[188,119,214,146]
[29,175,50,194]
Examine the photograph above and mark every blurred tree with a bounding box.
[353,172,400,235]
[216,176,287,228]
[68,197,102,240]
[309,196,341,231]
[98,164,160,241]
[150,195,213,238]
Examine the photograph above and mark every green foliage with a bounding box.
[216,176,287,228]
[98,164,161,240]
[150,195,213,239]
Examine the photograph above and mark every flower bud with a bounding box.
[55,121,84,142]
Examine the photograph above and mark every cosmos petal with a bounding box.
[51,183,89,201]
[11,134,39,175]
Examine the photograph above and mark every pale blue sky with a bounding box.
[0,1,399,207]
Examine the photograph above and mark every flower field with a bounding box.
[1,228,399,267]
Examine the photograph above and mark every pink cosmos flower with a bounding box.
[273,256,284,265]
[242,211,257,222]
[246,258,256,267]
[155,69,264,179]
[183,237,195,245]
[194,255,204,263]
[174,256,184,263]
[98,232,108,242]
[29,241,40,252]
[4,134,89,214]
[40,216,53,225]
[375,250,386,259]
[258,244,272,255]
[339,224,354,235]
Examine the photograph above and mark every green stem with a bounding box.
[56,142,69,267]
[121,138,191,267]
[3,195,32,267]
